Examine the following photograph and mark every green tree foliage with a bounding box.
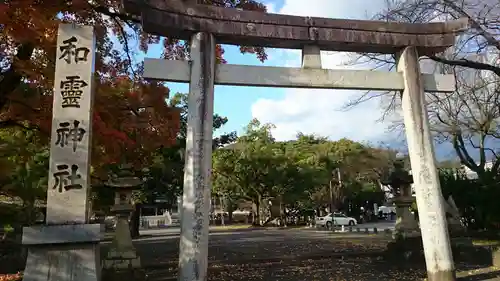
[212,119,276,224]
[212,119,392,225]
[440,168,500,231]
[0,129,49,226]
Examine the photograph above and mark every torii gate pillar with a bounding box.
[178,32,215,281]
[398,46,455,281]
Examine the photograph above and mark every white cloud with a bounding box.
[278,0,384,19]
[250,0,392,142]
[264,1,277,13]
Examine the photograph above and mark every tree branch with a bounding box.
[452,132,481,173]
[442,0,500,52]
[428,55,500,77]
[468,137,498,161]
[8,98,41,113]
[0,42,35,110]
[90,5,140,26]
[110,16,138,78]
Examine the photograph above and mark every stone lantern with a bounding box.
[382,153,420,239]
[102,165,145,280]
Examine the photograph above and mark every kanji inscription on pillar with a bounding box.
[46,24,96,224]
[60,76,88,108]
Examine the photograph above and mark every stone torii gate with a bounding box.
[122,1,468,281]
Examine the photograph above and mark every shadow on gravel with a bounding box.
[132,233,498,281]
[458,270,500,281]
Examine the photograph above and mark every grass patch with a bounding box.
[209,224,253,231]
[472,239,500,246]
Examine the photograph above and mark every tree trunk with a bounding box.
[129,204,140,238]
[24,196,36,225]
[220,195,225,226]
[255,204,260,226]
[228,209,234,224]
[254,197,263,226]
[279,199,286,227]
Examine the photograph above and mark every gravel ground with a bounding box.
[99,228,500,281]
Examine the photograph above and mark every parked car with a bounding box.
[315,213,357,228]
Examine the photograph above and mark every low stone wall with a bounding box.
[140,216,179,229]
[317,225,394,235]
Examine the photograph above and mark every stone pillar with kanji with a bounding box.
[21,24,103,281]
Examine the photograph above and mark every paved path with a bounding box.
[360,221,395,230]
[101,227,499,281]
[137,221,396,238]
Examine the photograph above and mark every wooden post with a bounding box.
[178,32,216,281]
[397,46,455,281]
[22,23,102,281]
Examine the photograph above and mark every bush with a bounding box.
[439,169,500,231]
[0,204,22,227]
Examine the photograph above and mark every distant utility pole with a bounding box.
[220,193,225,226]
[329,168,342,213]
[329,177,332,213]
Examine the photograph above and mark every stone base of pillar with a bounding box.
[102,257,141,269]
[102,250,145,281]
[393,214,421,239]
[427,270,456,281]
[101,268,147,281]
[393,230,421,240]
[103,215,142,269]
[386,235,474,266]
[103,242,141,269]
[491,248,500,267]
[385,235,424,262]
[102,212,145,280]
[391,196,420,239]
[22,224,103,281]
